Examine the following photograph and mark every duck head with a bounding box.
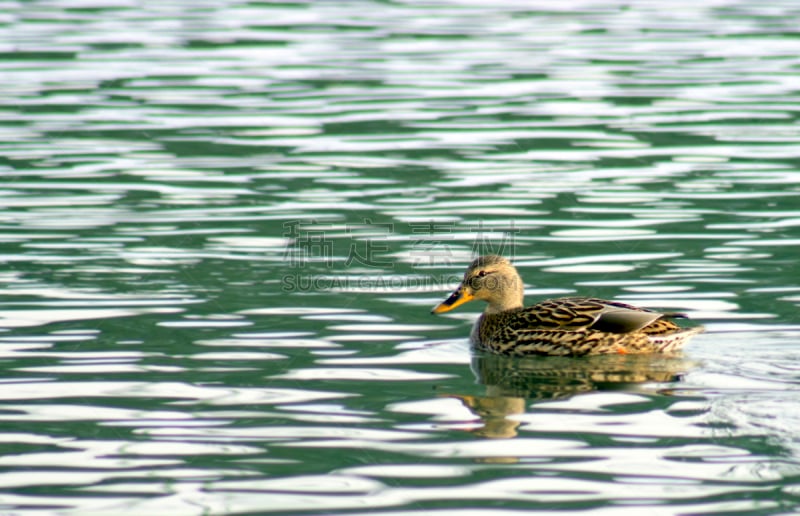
[432,255,525,315]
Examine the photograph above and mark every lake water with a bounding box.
[2,0,800,514]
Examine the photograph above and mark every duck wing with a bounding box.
[507,297,672,334]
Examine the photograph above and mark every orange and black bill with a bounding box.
[431,286,474,314]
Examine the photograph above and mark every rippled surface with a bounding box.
[2,0,800,513]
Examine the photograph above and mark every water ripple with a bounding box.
[2,0,800,513]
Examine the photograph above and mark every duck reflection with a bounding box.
[446,353,695,439]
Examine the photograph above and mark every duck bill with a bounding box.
[432,286,474,314]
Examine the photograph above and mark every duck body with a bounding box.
[470,296,703,356]
[433,255,703,357]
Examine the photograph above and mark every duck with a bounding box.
[431,255,704,356]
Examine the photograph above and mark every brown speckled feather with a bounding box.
[473,297,702,356]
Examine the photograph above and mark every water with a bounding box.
[2,0,800,513]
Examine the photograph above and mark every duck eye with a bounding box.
[477,270,488,278]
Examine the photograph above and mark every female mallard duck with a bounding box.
[432,255,703,356]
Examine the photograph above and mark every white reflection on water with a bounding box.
[273,367,452,381]
[0,307,184,328]
[0,381,350,405]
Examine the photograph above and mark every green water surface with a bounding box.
[1,1,800,514]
